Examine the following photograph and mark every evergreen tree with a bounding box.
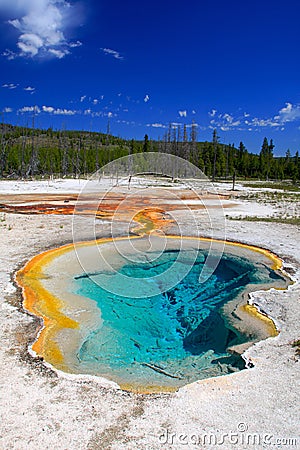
[143,134,149,152]
[259,137,273,180]
[212,129,218,181]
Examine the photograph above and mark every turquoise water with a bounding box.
[74,249,285,390]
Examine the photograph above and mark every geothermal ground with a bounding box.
[0,178,299,449]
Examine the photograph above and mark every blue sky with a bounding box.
[0,0,300,155]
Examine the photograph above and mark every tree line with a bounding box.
[0,123,299,182]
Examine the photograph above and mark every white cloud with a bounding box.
[69,40,82,48]
[251,117,281,128]
[144,94,150,103]
[48,48,69,59]
[2,83,18,89]
[147,123,166,128]
[42,105,76,115]
[192,110,196,115]
[178,110,187,118]
[53,108,76,115]
[17,103,78,116]
[24,86,35,92]
[208,111,242,131]
[18,105,40,113]
[101,48,124,60]
[93,99,98,105]
[3,107,13,113]
[278,102,300,123]
[208,103,300,132]
[223,113,233,123]
[2,49,17,60]
[107,112,113,118]
[280,102,292,115]
[80,95,86,103]
[1,0,81,59]
[42,105,54,113]
[17,33,43,56]
[245,102,300,130]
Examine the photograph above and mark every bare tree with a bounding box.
[27,114,39,177]
[20,123,28,178]
[0,116,6,178]
[60,124,68,177]
[190,120,197,165]
[212,128,219,182]
[182,124,189,162]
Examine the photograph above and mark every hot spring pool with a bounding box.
[17,236,289,392]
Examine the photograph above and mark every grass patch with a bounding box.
[241,181,300,192]
[228,216,300,225]
[238,191,300,203]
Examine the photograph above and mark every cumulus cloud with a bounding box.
[178,110,187,118]
[1,0,82,59]
[243,103,300,130]
[3,107,13,113]
[16,33,43,56]
[101,48,124,60]
[24,86,35,93]
[278,102,300,123]
[279,102,293,115]
[144,94,150,103]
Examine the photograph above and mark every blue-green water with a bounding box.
[74,249,285,390]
